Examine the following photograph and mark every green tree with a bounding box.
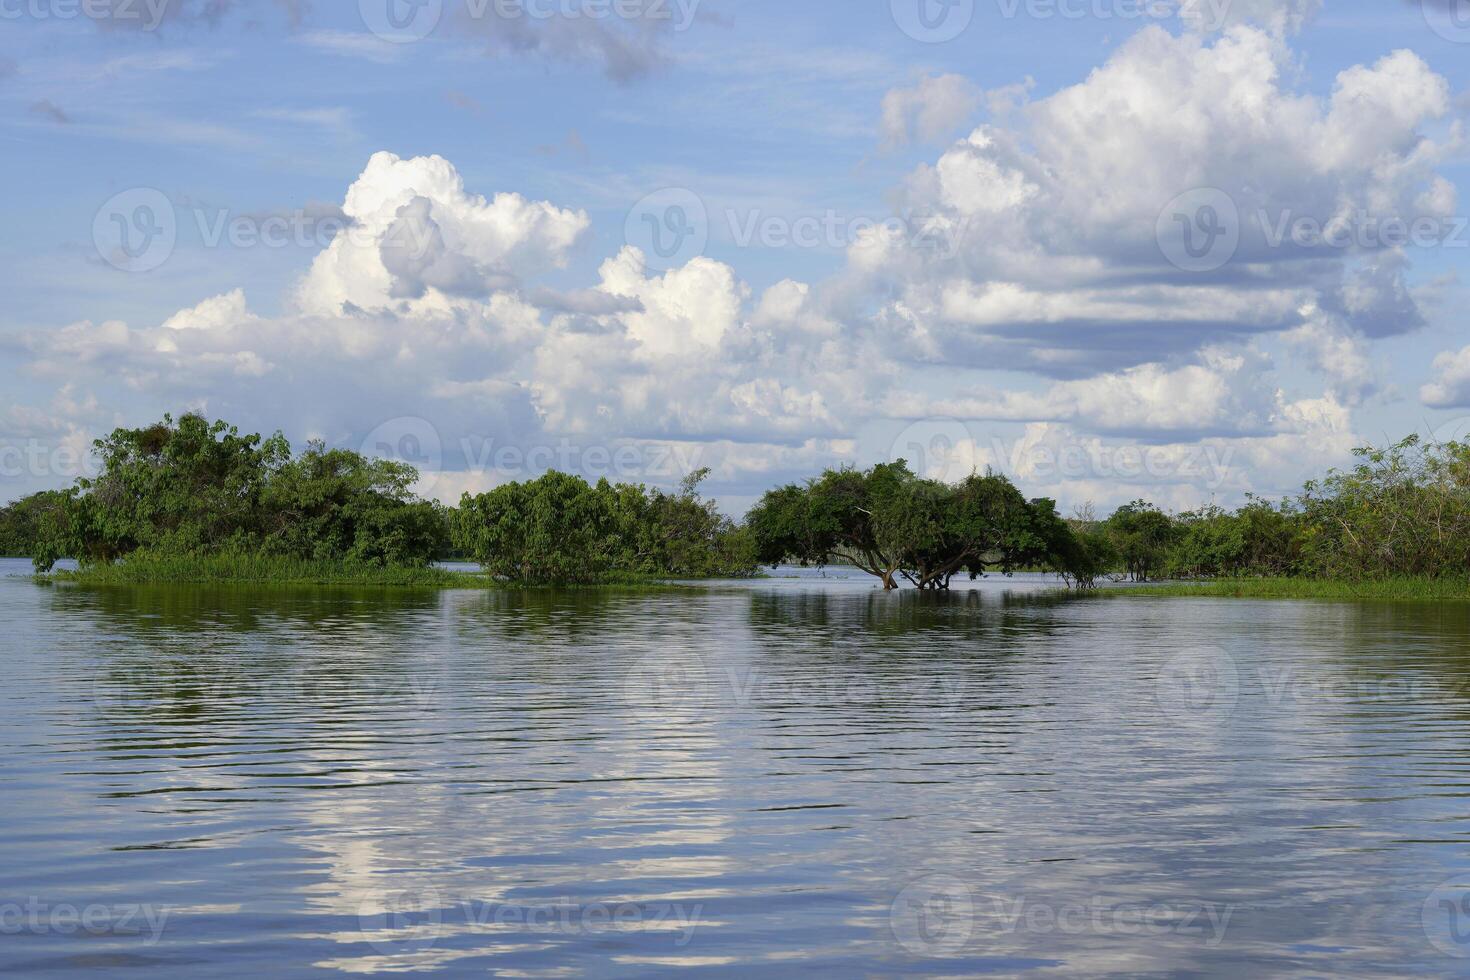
[1295,436,1470,579]
[747,462,916,589]
[1104,500,1177,581]
[260,441,446,566]
[452,470,755,585]
[0,491,68,558]
[31,413,445,572]
[748,463,1090,590]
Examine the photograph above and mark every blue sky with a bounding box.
[2,0,1468,514]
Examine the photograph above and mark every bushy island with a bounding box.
[1,412,1467,599]
[4,414,756,587]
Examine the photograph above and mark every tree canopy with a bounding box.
[29,414,447,572]
[746,462,1089,590]
[451,469,756,585]
[13,413,1467,589]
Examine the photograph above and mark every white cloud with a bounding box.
[847,27,1456,380]
[294,30,403,64]
[1283,317,1375,405]
[15,21,1451,514]
[595,247,747,357]
[22,153,866,499]
[1422,346,1470,409]
[160,289,255,333]
[880,73,981,149]
[294,151,590,317]
[929,348,1279,436]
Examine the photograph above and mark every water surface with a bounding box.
[3,558,1470,976]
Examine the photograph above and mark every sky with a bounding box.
[1,0,1468,515]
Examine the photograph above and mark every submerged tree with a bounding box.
[747,462,1091,590]
[745,462,914,589]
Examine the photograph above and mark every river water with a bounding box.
[3,557,1470,977]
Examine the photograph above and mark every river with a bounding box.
[3,558,1469,976]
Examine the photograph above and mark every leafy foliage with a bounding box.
[1296,436,1470,579]
[1081,437,1470,583]
[23,416,1469,590]
[0,491,67,557]
[452,469,757,585]
[747,462,1090,590]
[30,414,447,572]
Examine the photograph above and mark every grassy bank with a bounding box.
[1114,576,1470,601]
[35,553,744,589]
[44,553,486,588]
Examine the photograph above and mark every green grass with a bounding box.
[44,553,487,588]
[1111,576,1470,601]
[35,552,752,590]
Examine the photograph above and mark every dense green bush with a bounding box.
[1296,436,1470,579]
[1078,437,1470,583]
[0,491,66,557]
[29,414,447,572]
[452,469,757,585]
[1102,500,1178,581]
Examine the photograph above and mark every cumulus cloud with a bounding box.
[18,23,1446,512]
[1283,318,1375,405]
[848,27,1456,382]
[21,152,866,501]
[926,348,1280,438]
[294,151,589,316]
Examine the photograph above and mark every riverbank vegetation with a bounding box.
[1119,576,1470,601]
[0,490,65,558]
[44,550,475,587]
[1069,437,1470,588]
[6,414,1468,595]
[18,413,756,587]
[25,415,449,577]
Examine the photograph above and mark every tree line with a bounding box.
[1,414,1467,587]
[1071,436,1470,583]
[1,414,757,583]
